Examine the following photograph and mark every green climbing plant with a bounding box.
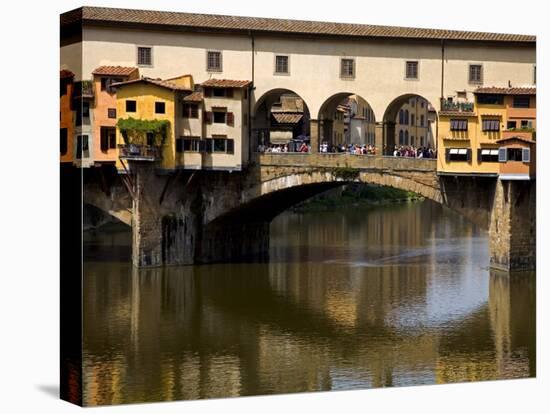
[116,117,170,146]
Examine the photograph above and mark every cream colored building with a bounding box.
[61,6,536,159]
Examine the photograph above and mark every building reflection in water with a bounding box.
[82,201,535,405]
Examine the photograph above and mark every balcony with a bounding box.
[72,80,95,101]
[118,144,162,161]
[440,100,474,113]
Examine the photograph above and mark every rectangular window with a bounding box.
[76,135,88,159]
[107,108,117,119]
[405,61,418,79]
[513,96,530,108]
[507,148,524,161]
[482,119,500,132]
[450,119,468,131]
[60,128,68,155]
[507,121,517,130]
[155,102,166,114]
[469,64,483,83]
[447,148,470,162]
[100,127,116,152]
[182,104,199,118]
[178,137,201,152]
[213,88,226,97]
[207,51,222,72]
[275,55,289,74]
[480,149,500,162]
[126,100,136,113]
[213,138,227,152]
[411,114,415,126]
[137,47,152,66]
[477,94,503,105]
[75,101,90,126]
[340,58,355,78]
[213,111,226,123]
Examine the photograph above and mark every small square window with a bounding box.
[340,58,355,78]
[155,102,165,114]
[275,55,289,74]
[405,61,418,79]
[207,51,222,72]
[126,100,136,113]
[469,64,483,83]
[513,96,530,108]
[213,111,226,123]
[137,47,152,66]
[107,108,116,119]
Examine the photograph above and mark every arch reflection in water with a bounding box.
[82,200,535,405]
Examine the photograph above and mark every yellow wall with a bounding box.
[437,93,536,175]
[115,82,176,170]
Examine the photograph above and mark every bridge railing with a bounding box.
[254,152,436,171]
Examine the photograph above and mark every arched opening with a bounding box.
[317,93,377,154]
[383,94,438,157]
[252,89,311,153]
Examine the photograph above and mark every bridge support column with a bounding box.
[374,123,384,156]
[383,121,396,155]
[489,179,536,271]
[310,119,319,153]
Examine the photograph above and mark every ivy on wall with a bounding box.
[116,117,170,146]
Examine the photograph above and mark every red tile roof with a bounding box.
[496,136,536,144]
[474,87,536,95]
[92,65,138,76]
[183,91,203,102]
[111,77,192,91]
[61,7,535,43]
[272,113,303,124]
[201,79,251,88]
[60,69,74,79]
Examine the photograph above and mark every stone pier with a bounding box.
[489,179,536,271]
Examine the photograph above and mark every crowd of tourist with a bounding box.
[257,142,435,158]
[391,145,436,158]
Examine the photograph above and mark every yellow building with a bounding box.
[113,75,194,171]
[437,87,536,179]
[395,96,434,148]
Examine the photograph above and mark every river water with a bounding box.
[82,200,535,406]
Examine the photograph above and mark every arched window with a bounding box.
[405,110,409,125]
[405,130,409,144]
[399,130,404,145]
[399,109,404,124]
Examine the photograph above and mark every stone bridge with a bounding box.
[81,154,535,272]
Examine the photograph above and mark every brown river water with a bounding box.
[82,199,535,406]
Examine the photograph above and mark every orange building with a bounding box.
[60,69,74,164]
[91,66,139,165]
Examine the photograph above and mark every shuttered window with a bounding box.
[482,119,500,132]
[450,119,468,131]
[469,64,483,83]
[340,58,355,78]
[182,104,199,118]
[207,51,222,72]
[522,148,531,163]
[137,47,152,66]
[226,112,234,126]
[405,61,418,79]
[498,148,507,162]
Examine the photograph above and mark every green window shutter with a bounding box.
[498,147,507,162]
[522,147,531,163]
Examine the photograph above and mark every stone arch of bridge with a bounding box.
[208,168,443,227]
[317,92,377,150]
[382,93,440,155]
